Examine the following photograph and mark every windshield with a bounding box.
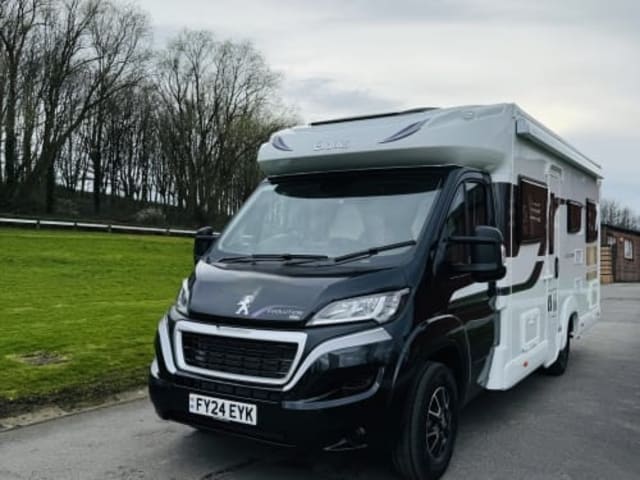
[216,170,443,261]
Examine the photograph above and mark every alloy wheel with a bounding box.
[426,385,452,460]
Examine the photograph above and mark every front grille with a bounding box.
[181,331,298,379]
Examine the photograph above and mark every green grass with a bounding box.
[0,227,192,415]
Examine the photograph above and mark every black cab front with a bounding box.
[149,165,505,477]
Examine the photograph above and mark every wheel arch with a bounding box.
[390,314,471,405]
[559,295,578,348]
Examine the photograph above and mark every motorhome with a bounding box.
[149,103,602,480]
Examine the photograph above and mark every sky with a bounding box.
[135,0,640,209]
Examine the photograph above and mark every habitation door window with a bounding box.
[586,200,598,243]
[548,194,558,255]
[567,201,582,234]
[519,179,547,243]
[624,239,634,260]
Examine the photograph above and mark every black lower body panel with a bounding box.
[149,373,388,448]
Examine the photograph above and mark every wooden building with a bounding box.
[601,224,640,283]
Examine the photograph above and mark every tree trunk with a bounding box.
[92,152,102,213]
[4,66,18,188]
[45,155,56,213]
[0,70,6,185]
[21,90,36,180]
[91,116,104,214]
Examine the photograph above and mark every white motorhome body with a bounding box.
[258,103,602,391]
[151,102,603,478]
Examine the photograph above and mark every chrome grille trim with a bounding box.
[158,317,177,374]
[174,320,307,386]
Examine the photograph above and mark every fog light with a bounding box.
[328,346,371,368]
[313,341,391,373]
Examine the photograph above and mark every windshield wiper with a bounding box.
[332,240,417,264]
[218,253,329,264]
[216,242,416,266]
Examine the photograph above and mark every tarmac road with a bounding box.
[1,283,639,480]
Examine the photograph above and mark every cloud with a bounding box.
[281,77,399,121]
[567,131,640,208]
[135,0,640,209]
[331,0,640,33]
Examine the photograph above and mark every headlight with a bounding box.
[308,288,409,326]
[175,279,190,316]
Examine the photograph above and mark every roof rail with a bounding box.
[309,107,439,126]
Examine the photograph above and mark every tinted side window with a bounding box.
[519,179,547,243]
[549,194,558,255]
[445,181,490,266]
[586,200,598,243]
[446,186,466,264]
[446,186,466,235]
[466,182,487,232]
[567,201,582,234]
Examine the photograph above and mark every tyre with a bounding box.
[544,326,571,376]
[392,362,459,480]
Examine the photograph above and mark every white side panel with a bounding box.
[486,130,600,390]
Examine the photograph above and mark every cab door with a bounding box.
[438,176,498,378]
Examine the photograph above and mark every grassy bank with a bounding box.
[0,227,191,416]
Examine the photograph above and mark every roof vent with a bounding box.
[310,107,438,126]
[379,119,428,144]
[271,135,292,152]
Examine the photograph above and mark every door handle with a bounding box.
[554,257,559,278]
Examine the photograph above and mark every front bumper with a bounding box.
[149,315,399,447]
[149,371,386,447]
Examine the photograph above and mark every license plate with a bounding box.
[188,393,257,426]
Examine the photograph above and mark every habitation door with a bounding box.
[545,165,562,350]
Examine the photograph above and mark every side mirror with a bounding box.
[193,226,219,264]
[448,225,506,282]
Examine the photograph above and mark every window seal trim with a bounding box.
[518,175,548,245]
[567,200,583,234]
[585,198,598,243]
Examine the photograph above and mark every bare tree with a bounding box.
[20,0,149,212]
[0,1,294,225]
[86,0,149,212]
[601,198,640,230]
[155,30,289,223]
[0,43,6,186]
[0,0,41,189]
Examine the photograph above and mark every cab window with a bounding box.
[446,186,467,264]
[466,182,488,231]
[445,180,489,265]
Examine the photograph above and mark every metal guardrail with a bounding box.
[0,216,197,237]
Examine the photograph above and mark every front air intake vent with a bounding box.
[174,321,307,386]
[182,331,298,379]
